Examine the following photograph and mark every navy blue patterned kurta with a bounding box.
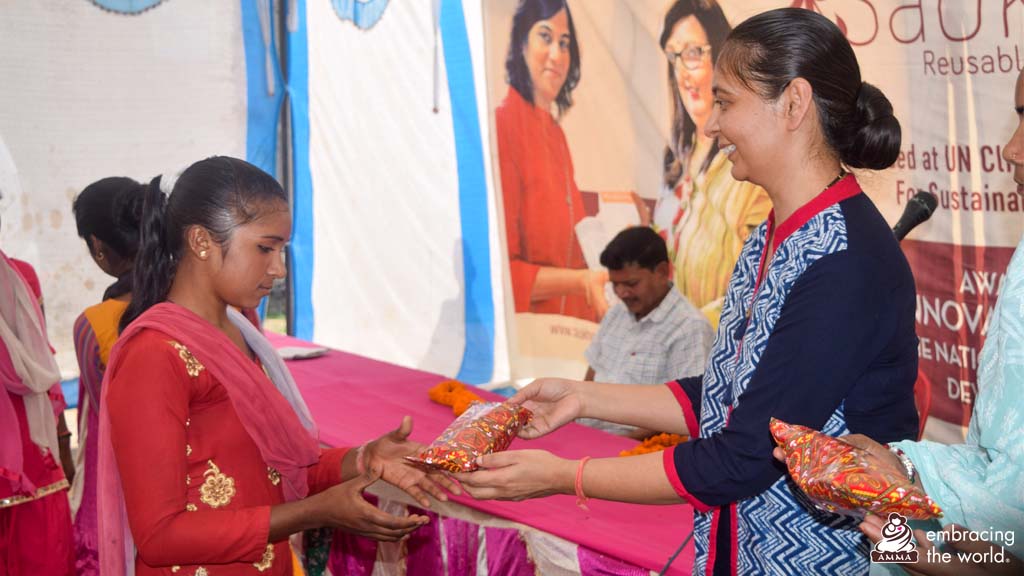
[662,175,919,575]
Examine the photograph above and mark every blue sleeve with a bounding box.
[667,251,908,508]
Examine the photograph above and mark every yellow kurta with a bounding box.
[668,150,771,329]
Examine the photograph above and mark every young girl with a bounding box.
[99,156,452,575]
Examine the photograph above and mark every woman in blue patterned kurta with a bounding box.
[461,8,918,575]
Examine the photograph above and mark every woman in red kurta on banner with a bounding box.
[97,157,457,576]
[496,0,609,322]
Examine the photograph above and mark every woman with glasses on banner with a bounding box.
[461,8,919,575]
[653,0,771,329]
[496,0,609,322]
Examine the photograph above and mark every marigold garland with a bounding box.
[428,379,483,416]
[619,433,688,457]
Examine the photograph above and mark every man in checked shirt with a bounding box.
[581,226,713,438]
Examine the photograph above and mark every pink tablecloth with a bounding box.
[269,333,694,575]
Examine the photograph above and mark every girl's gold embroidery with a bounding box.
[267,467,281,486]
[253,544,275,572]
[185,503,197,512]
[169,341,205,377]
[199,460,236,508]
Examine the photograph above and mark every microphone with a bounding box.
[892,191,938,242]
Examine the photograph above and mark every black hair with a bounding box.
[659,0,732,189]
[505,0,581,116]
[719,8,901,170]
[120,156,287,331]
[599,226,669,272]
[72,177,145,300]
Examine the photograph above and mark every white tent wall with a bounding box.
[303,0,509,383]
[0,0,250,375]
[465,0,512,386]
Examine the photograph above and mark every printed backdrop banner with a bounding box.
[485,0,1024,442]
[0,0,267,376]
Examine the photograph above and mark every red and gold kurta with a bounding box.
[107,329,347,575]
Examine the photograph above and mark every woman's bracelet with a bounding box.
[575,456,592,510]
[886,444,917,485]
[355,443,369,476]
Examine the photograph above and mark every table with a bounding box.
[270,333,694,575]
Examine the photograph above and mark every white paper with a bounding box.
[276,346,330,360]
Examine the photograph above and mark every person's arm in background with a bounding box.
[57,412,73,483]
[69,312,105,486]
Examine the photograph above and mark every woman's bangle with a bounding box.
[575,456,592,510]
[887,445,917,485]
[355,443,368,476]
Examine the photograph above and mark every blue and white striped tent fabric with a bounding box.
[0,0,507,384]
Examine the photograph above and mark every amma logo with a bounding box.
[333,0,390,30]
[870,513,919,564]
[89,0,165,15]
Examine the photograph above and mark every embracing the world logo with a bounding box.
[871,513,919,564]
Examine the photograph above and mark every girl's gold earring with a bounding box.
[199,250,208,259]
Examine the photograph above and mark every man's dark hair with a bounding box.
[599,227,669,271]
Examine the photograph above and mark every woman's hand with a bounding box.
[859,515,1023,576]
[509,378,585,439]
[318,467,429,541]
[363,416,461,507]
[458,450,574,501]
[840,434,904,473]
[772,434,904,478]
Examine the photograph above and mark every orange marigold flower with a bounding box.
[428,379,482,416]
[619,433,688,457]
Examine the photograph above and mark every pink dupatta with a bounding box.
[97,302,320,576]
[0,249,61,494]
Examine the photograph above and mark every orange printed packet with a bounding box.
[407,402,533,473]
[770,418,942,520]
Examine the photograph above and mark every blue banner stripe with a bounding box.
[241,0,284,319]
[241,0,283,178]
[286,0,315,340]
[441,0,494,383]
